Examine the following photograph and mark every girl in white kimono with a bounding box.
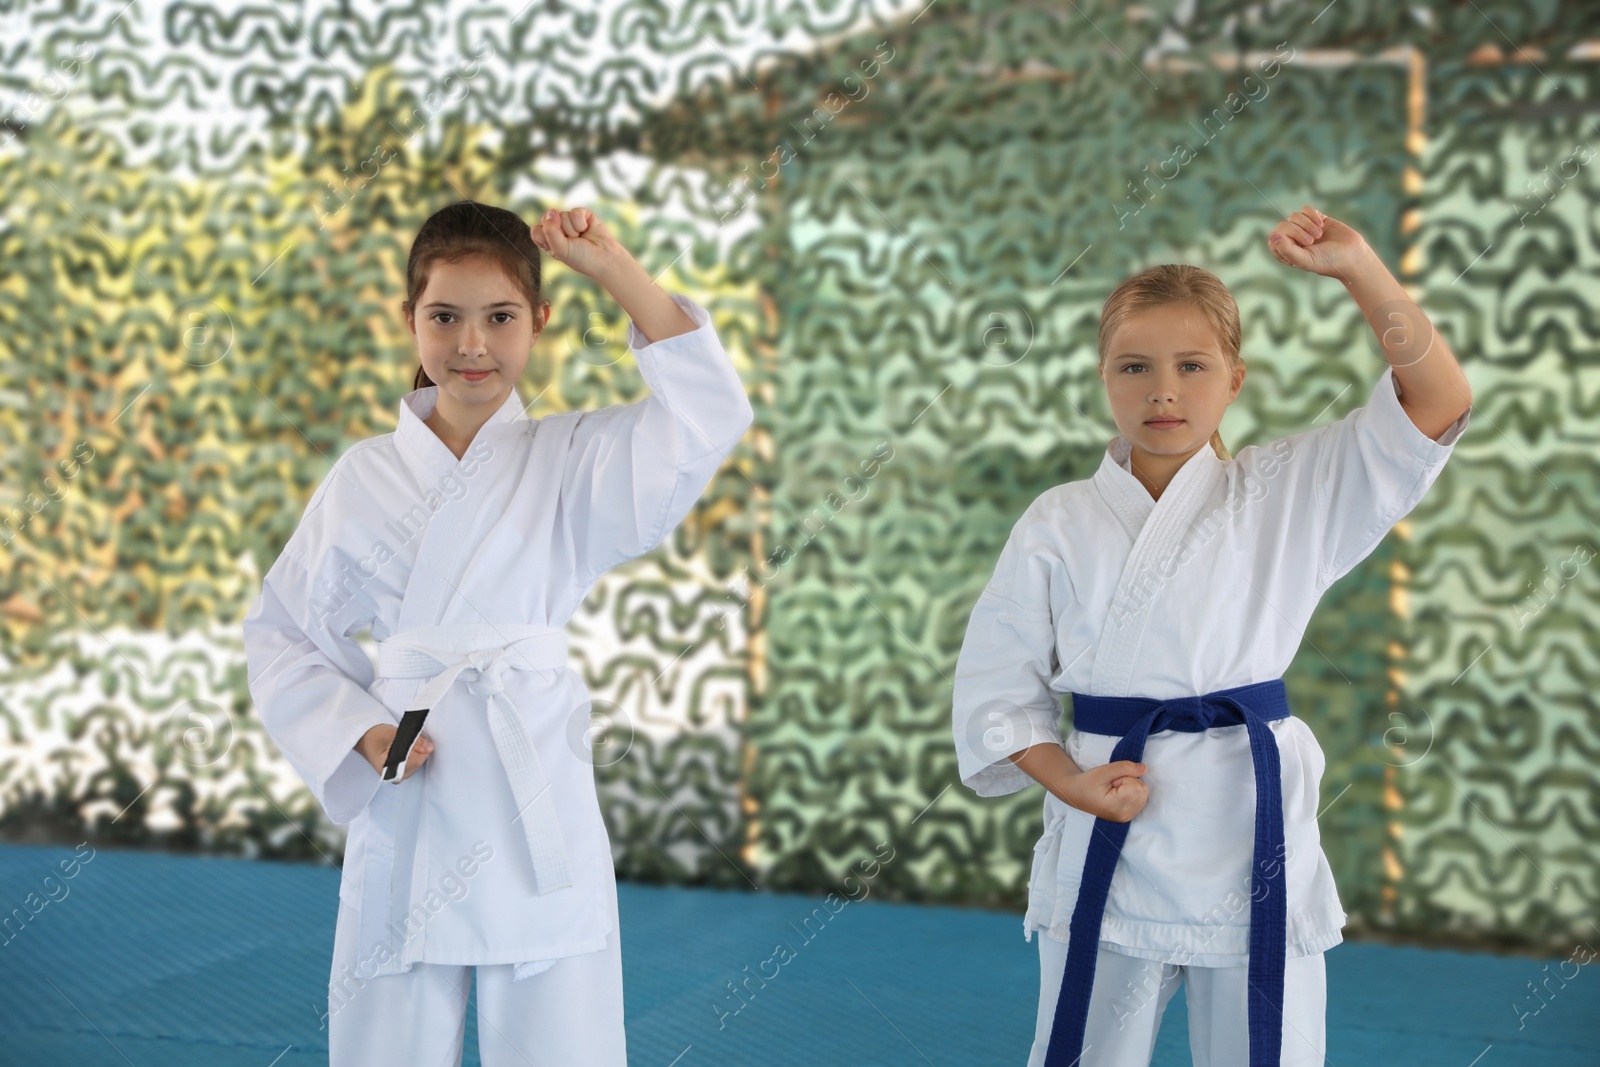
[242,200,753,1066]
[951,206,1472,1067]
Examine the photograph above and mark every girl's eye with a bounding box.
[1120,361,1205,373]
[430,312,515,325]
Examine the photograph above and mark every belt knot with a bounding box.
[465,647,509,697]
[1158,693,1213,730]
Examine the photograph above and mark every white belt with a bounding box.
[374,623,574,896]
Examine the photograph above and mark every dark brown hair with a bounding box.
[402,200,545,391]
[1097,263,1242,461]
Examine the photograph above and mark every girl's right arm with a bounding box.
[241,543,398,825]
[1010,742,1149,824]
[950,502,1148,821]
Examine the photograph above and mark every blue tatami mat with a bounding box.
[0,842,1593,1065]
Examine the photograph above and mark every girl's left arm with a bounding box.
[1266,206,1473,592]
[532,206,698,344]
[1269,205,1473,441]
[592,254,700,345]
[532,207,755,590]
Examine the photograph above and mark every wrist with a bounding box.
[1337,241,1388,289]
[1340,246,1408,310]
[587,247,648,293]
[356,724,384,761]
[1051,767,1084,808]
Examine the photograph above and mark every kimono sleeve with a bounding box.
[1303,365,1470,591]
[563,293,755,590]
[241,534,396,827]
[951,505,1067,798]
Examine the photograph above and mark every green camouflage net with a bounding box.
[0,0,1594,955]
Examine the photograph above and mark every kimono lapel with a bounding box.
[1089,436,1224,696]
[391,385,530,631]
[1097,436,1156,542]
[395,384,526,483]
[358,391,586,976]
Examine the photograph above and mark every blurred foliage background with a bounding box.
[0,0,1595,956]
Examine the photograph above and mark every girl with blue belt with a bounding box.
[951,206,1472,1066]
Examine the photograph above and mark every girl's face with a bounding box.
[1099,302,1244,458]
[404,254,551,408]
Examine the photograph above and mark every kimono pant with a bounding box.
[327,900,627,1067]
[1026,932,1327,1067]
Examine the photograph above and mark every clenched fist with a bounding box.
[355,723,433,783]
[529,206,628,281]
[1061,759,1150,823]
[1267,204,1372,281]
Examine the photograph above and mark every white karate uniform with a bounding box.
[1026,933,1328,1067]
[951,366,1469,1062]
[242,293,752,1065]
[326,891,629,1066]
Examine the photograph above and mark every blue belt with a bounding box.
[1043,678,1291,1067]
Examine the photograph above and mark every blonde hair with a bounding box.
[1096,264,1242,461]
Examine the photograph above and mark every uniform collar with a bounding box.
[395,384,527,485]
[1095,434,1223,540]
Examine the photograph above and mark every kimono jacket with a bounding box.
[951,365,1470,965]
[242,293,753,978]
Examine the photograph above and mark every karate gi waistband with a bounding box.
[1044,678,1291,1067]
[373,624,575,897]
